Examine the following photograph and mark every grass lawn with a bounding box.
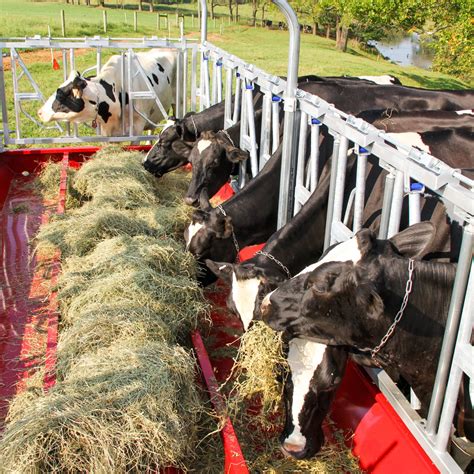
[0,0,471,147]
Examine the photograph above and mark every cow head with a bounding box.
[38,70,120,134]
[205,259,289,330]
[261,222,436,340]
[143,114,197,177]
[185,131,249,207]
[184,207,238,285]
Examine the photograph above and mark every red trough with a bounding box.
[0,147,439,473]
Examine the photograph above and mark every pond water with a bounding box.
[368,33,434,70]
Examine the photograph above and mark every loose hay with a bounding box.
[0,341,205,473]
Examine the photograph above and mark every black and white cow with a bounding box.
[260,224,473,456]
[184,108,264,207]
[38,49,177,136]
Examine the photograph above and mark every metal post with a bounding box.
[175,50,182,118]
[426,224,474,436]
[200,0,207,44]
[182,45,188,115]
[127,49,134,137]
[408,182,423,225]
[309,119,321,192]
[293,111,308,215]
[387,170,404,238]
[121,51,126,135]
[271,95,281,153]
[190,46,197,112]
[244,82,259,177]
[274,0,300,229]
[10,50,21,140]
[378,171,396,239]
[259,92,272,170]
[61,10,66,37]
[232,73,242,123]
[324,135,341,249]
[435,254,473,451]
[216,60,223,103]
[103,11,107,34]
[353,146,369,232]
[61,49,71,137]
[224,67,233,129]
[329,136,349,245]
[0,48,10,149]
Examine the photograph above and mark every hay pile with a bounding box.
[0,147,214,472]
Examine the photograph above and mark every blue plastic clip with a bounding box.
[272,95,281,102]
[246,84,254,90]
[359,146,370,154]
[311,118,321,125]
[216,60,223,66]
[236,72,240,78]
[410,182,424,192]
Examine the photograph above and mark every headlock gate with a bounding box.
[1,0,472,472]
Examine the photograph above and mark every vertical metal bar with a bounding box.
[378,171,396,239]
[127,49,134,137]
[387,170,404,238]
[216,60,223,103]
[211,57,218,105]
[324,135,341,249]
[329,136,349,245]
[224,67,233,128]
[259,92,272,170]
[293,111,308,215]
[10,49,21,140]
[239,79,247,147]
[245,83,258,177]
[62,48,71,137]
[200,0,207,44]
[408,183,423,226]
[427,224,474,436]
[96,47,102,74]
[353,146,368,232]
[69,48,79,137]
[232,73,241,123]
[309,119,321,191]
[175,49,182,118]
[271,96,281,153]
[121,51,126,135]
[182,46,188,115]
[274,0,300,229]
[190,46,197,112]
[435,255,473,451]
[0,48,10,148]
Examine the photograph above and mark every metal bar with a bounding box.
[217,59,223,103]
[224,67,233,128]
[191,46,197,112]
[0,48,9,149]
[436,261,473,452]
[309,120,321,192]
[274,0,300,229]
[324,135,341,249]
[353,147,368,232]
[62,48,71,137]
[121,51,126,135]
[409,183,423,226]
[211,57,218,105]
[127,48,133,137]
[259,92,272,170]
[271,96,281,153]
[232,74,242,123]
[182,45,188,115]
[244,82,258,177]
[427,224,474,436]
[69,48,79,137]
[378,171,396,239]
[329,136,350,245]
[199,0,207,44]
[293,110,308,215]
[387,170,404,238]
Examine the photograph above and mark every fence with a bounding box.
[1,0,473,471]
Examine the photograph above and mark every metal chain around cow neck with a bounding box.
[216,204,240,263]
[255,251,292,279]
[220,129,235,147]
[370,258,415,359]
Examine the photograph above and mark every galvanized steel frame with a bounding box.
[0,36,199,147]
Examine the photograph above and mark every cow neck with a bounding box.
[362,257,456,402]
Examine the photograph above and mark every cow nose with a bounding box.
[184,196,198,207]
[280,442,310,460]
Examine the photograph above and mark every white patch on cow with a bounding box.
[197,139,212,154]
[357,75,396,85]
[298,236,363,276]
[185,222,204,249]
[456,109,474,116]
[283,339,327,452]
[387,132,431,154]
[231,273,261,330]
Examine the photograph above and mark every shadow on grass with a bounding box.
[396,72,469,90]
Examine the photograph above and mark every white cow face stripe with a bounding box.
[284,339,327,451]
[387,132,431,154]
[231,273,261,331]
[185,222,204,250]
[197,139,212,154]
[262,236,363,309]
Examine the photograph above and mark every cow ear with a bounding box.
[389,222,436,259]
[355,228,377,256]
[215,215,233,239]
[205,260,233,282]
[226,147,250,163]
[171,139,193,159]
[72,75,87,99]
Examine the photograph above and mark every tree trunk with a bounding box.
[313,21,317,35]
[138,0,142,11]
[149,0,153,12]
[235,0,238,22]
[326,24,330,38]
[261,4,266,26]
[252,0,257,26]
[210,0,215,20]
[228,0,233,21]
[336,25,349,51]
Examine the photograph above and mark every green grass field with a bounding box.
[0,0,471,147]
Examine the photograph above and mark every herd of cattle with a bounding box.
[39,55,473,460]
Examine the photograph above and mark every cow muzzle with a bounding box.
[184,195,199,207]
